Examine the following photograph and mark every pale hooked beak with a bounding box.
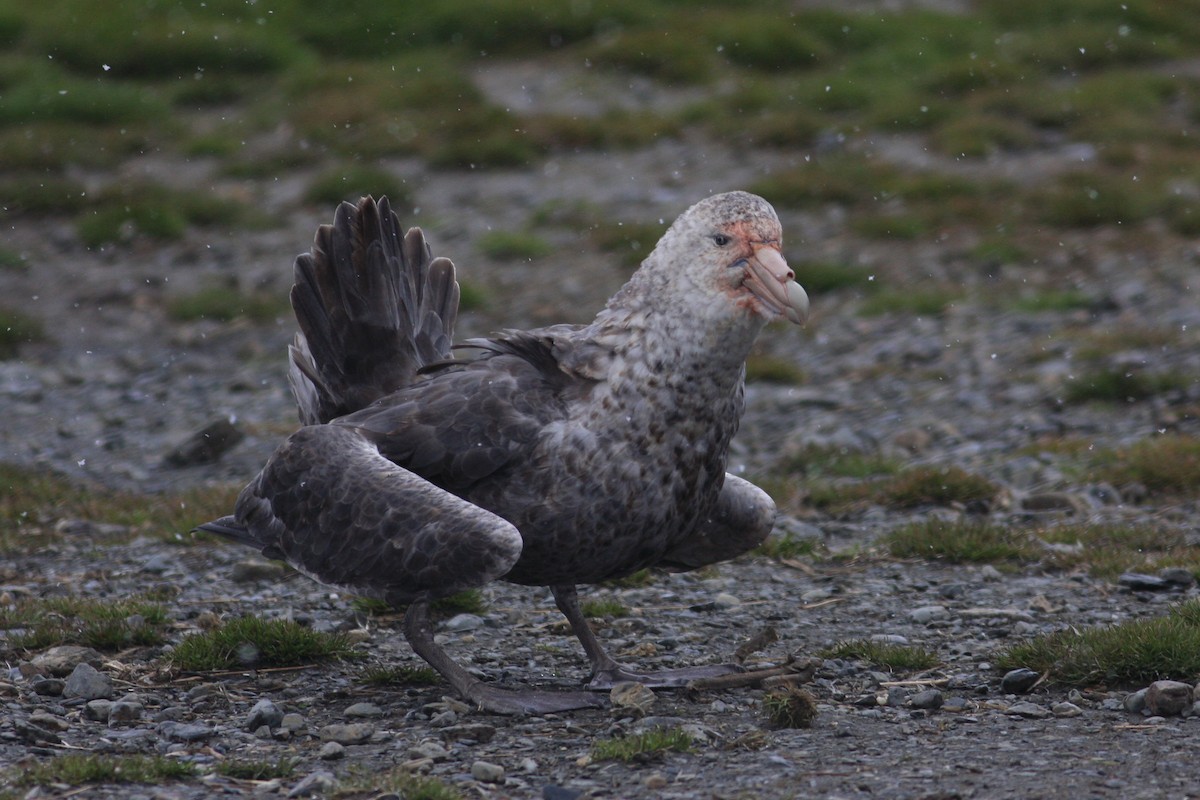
[743,245,809,325]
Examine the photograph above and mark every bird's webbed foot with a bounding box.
[586,662,745,691]
[464,684,608,715]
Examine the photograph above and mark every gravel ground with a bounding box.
[3,67,1200,800]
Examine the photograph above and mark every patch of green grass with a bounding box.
[1062,369,1193,405]
[0,307,45,358]
[1008,289,1094,313]
[165,284,290,324]
[995,599,1200,688]
[1087,435,1200,497]
[587,220,669,269]
[303,166,412,208]
[587,29,716,85]
[335,766,463,799]
[457,281,488,312]
[783,445,902,480]
[0,594,170,653]
[0,247,27,271]
[13,754,195,787]
[169,616,357,671]
[0,462,242,553]
[792,261,877,294]
[744,354,805,385]
[215,757,298,781]
[762,685,818,729]
[581,598,629,619]
[478,230,552,261]
[0,174,88,217]
[350,589,486,618]
[603,568,655,589]
[1034,171,1160,228]
[883,519,1024,564]
[881,466,998,509]
[821,638,939,671]
[77,183,260,248]
[361,664,441,687]
[754,532,819,562]
[1038,523,1200,581]
[0,68,167,126]
[591,727,694,763]
[858,287,962,317]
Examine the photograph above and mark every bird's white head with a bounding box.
[654,191,809,327]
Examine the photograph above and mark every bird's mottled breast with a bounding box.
[489,348,745,586]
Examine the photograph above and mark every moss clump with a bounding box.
[170,616,357,671]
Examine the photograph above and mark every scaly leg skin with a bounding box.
[552,585,745,690]
[403,600,607,715]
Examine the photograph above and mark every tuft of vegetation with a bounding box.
[1062,369,1193,405]
[995,599,1200,688]
[169,616,357,671]
[0,595,170,653]
[478,229,553,261]
[858,287,963,317]
[0,307,45,358]
[884,519,1024,564]
[881,466,998,509]
[591,727,695,763]
[762,685,819,729]
[361,664,442,687]
[1008,290,1094,314]
[581,598,630,619]
[335,766,463,800]
[744,354,805,385]
[165,284,290,324]
[303,166,412,209]
[1087,435,1200,497]
[75,183,262,248]
[792,261,877,294]
[754,532,819,562]
[215,757,298,781]
[603,568,656,589]
[820,638,939,671]
[782,445,901,480]
[13,754,196,787]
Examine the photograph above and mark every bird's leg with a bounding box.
[403,599,606,715]
[552,584,743,691]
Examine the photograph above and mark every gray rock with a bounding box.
[32,677,65,696]
[288,770,337,798]
[443,613,484,632]
[318,722,374,745]
[246,699,284,731]
[712,592,741,609]
[1146,680,1193,716]
[108,699,144,726]
[84,699,113,722]
[439,723,496,743]
[28,711,69,731]
[1159,568,1196,587]
[63,663,114,700]
[410,740,450,761]
[157,721,215,742]
[318,741,345,760]
[1123,689,1148,713]
[344,702,383,718]
[885,687,909,707]
[910,689,944,710]
[1000,667,1040,694]
[1052,702,1083,717]
[230,560,286,583]
[30,645,104,678]
[163,417,244,467]
[610,681,656,716]
[1118,573,1170,591]
[909,605,949,624]
[280,713,307,733]
[471,760,505,783]
[1007,701,1050,719]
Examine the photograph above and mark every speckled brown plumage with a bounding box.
[199,191,808,714]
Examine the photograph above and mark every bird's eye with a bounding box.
[712,234,731,246]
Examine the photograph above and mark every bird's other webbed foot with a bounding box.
[586,662,745,691]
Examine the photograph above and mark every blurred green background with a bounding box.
[1,0,1198,246]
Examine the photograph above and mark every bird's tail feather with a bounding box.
[288,195,460,425]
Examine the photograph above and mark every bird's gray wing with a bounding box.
[335,333,587,493]
[235,424,522,605]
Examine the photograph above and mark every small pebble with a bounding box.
[1000,667,1040,694]
[909,605,949,624]
[318,741,345,760]
[909,689,944,710]
[1124,689,1148,714]
[1052,702,1082,718]
[63,663,114,700]
[1146,680,1193,717]
[246,698,284,731]
[319,722,374,745]
[471,760,505,783]
[344,702,382,718]
[280,713,307,733]
[84,699,113,722]
[1007,701,1050,719]
[443,613,484,632]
